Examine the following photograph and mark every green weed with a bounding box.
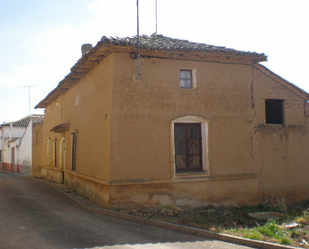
[244,230,263,240]
[279,236,292,245]
[257,220,284,239]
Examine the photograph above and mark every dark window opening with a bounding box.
[72,133,77,171]
[53,140,57,167]
[174,123,202,172]
[179,69,192,88]
[265,99,284,124]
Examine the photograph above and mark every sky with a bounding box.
[0,0,308,123]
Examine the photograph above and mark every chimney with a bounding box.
[81,44,92,56]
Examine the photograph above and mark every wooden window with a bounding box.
[60,137,66,170]
[265,99,284,124]
[71,132,77,171]
[174,123,202,172]
[179,69,193,88]
[53,139,57,167]
[46,138,51,156]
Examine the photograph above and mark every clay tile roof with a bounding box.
[103,33,267,59]
[50,123,70,133]
[1,114,44,127]
[2,116,30,127]
[35,34,267,109]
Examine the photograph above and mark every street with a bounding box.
[0,171,255,249]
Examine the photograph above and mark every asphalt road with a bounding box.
[0,171,256,249]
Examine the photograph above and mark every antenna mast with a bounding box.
[137,0,141,81]
[24,84,35,167]
[24,85,35,115]
[155,0,158,33]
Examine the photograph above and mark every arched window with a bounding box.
[171,116,209,175]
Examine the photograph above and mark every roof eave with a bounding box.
[35,37,267,109]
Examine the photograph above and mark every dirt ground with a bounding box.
[119,200,309,248]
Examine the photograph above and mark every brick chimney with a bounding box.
[81,44,92,56]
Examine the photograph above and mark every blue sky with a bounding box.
[1,0,308,123]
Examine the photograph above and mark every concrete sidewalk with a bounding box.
[41,178,300,249]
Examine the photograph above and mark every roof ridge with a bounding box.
[1,114,45,127]
[100,34,266,58]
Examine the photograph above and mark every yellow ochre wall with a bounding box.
[110,53,257,181]
[33,55,114,184]
[251,66,309,202]
[33,51,309,209]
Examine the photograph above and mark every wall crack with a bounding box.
[250,126,258,159]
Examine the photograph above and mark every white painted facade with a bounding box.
[0,115,44,175]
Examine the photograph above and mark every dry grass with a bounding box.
[119,199,309,248]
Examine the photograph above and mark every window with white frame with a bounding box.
[171,116,209,174]
[179,69,196,88]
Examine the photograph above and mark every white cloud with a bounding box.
[86,0,152,37]
[1,0,308,123]
[31,25,81,56]
[0,64,62,88]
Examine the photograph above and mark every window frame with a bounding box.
[60,137,67,170]
[171,116,209,177]
[265,99,284,125]
[71,131,78,171]
[174,123,203,172]
[46,138,51,156]
[52,138,57,167]
[179,69,196,89]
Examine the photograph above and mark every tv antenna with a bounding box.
[136,0,141,81]
[155,0,158,33]
[24,85,36,116]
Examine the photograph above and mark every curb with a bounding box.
[42,179,300,249]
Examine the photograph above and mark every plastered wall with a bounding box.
[251,66,309,202]
[33,55,114,182]
[110,53,258,181]
[33,51,309,208]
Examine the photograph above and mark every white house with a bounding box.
[0,114,44,175]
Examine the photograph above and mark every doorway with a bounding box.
[11,147,15,172]
[60,137,66,184]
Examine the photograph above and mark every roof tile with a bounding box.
[102,34,266,59]
[35,34,267,109]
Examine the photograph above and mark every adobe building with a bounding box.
[32,34,309,209]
